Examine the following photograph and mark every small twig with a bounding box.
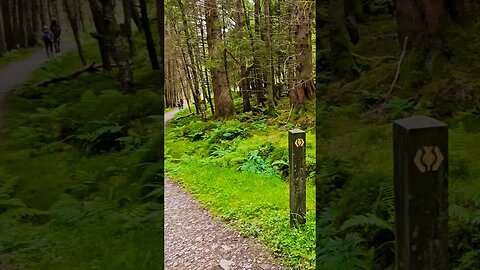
[385,36,409,103]
[286,104,294,124]
[225,50,241,65]
[367,36,409,114]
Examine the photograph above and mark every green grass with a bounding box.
[165,103,316,269]
[0,48,38,68]
[165,107,176,113]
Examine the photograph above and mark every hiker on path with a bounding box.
[50,20,61,53]
[41,26,54,57]
[180,98,184,109]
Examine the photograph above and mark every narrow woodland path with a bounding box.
[164,110,289,270]
[0,44,76,127]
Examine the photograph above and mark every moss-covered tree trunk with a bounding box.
[329,0,356,81]
[205,0,235,117]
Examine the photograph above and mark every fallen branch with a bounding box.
[35,62,119,87]
[35,62,99,87]
[176,113,195,120]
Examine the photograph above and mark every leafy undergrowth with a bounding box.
[315,103,480,269]
[165,103,316,269]
[317,12,480,269]
[0,35,163,269]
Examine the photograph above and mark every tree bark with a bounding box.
[88,0,111,70]
[30,0,41,46]
[329,0,356,80]
[235,0,251,112]
[205,0,234,117]
[253,0,265,106]
[290,0,315,108]
[88,0,133,91]
[200,16,215,114]
[64,0,87,65]
[396,0,447,50]
[122,0,135,57]
[1,0,15,50]
[0,3,7,56]
[139,0,159,70]
[130,0,142,32]
[176,0,206,120]
[263,0,276,114]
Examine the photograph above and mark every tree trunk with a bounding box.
[88,0,111,70]
[0,3,7,56]
[1,1,14,50]
[200,16,215,114]
[176,0,206,120]
[290,0,315,108]
[13,0,20,49]
[88,0,133,91]
[130,0,143,32]
[235,0,251,112]
[39,0,46,26]
[263,0,276,114]
[205,0,234,117]
[30,0,41,46]
[122,0,135,57]
[139,0,159,70]
[76,0,86,32]
[329,0,356,80]
[396,0,447,50]
[253,0,265,106]
[63,0,87,65]
[157,0,164,101]
[19,0,28,48]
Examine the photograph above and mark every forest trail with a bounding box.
[164,111,289,270]
[0,44,76,106]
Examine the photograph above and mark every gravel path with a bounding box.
[164,110,289,270]
[0,44,76,127]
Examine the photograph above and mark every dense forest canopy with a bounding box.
[165,0,315,119]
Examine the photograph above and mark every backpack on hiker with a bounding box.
[41,29,53,43]
[41,26,54,57]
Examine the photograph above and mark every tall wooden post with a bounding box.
[393,116,449,270]
[289,129,306,227]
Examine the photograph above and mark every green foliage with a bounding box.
[0,35,164,269]
[165,104,315,268]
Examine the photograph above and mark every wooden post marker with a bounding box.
[289,129,306,227]
[393,116,448,270]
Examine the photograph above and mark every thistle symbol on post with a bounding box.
[413,146,444,173]
[295,138,304,148]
